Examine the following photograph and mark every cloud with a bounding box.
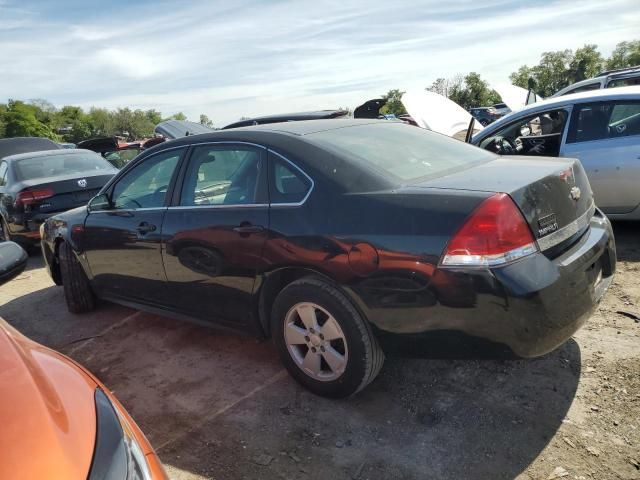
[0,0,638,126]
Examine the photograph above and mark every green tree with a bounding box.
[509,65,534,89]
[144,109,162,126]
[568,44,604,83]
[199,114,214,128]
[379,89,406,116]
[448,72,500,109]
[87,107,115,137]
[0,103,7,137]
[606,40,640,69]
[170,112,187,121]
[3,100,58,140]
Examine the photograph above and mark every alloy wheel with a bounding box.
[283,302,349,382]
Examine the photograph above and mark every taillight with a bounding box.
[15,188,54,207]
[441,193,538,267]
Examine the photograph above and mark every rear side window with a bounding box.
[309,123,496,182]
[607,76,640,88]
[14,152,115,181]
[180,145,263,206]
[567,101,640,143]
[269,153,312,204]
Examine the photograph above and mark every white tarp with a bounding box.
[493,83,544,112]
[401,90,483,139]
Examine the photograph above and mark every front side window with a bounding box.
[269,155,312,204]
[478,108,568,157]
[180,145,263,206]
[567,101,640,143]
[111,149,182,209]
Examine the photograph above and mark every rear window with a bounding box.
[14,152,116,181]
[308,123,495,182]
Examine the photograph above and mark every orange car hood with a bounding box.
[0,319,97,480]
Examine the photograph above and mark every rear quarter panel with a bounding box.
[264,187,491,332]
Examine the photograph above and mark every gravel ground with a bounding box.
[0,222,638,480]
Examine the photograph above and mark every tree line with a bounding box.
[0,99,215,143]
[382,39,639,115]
[2,40,638,141]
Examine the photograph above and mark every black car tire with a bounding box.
[271,277,384,398]
[59,241,95,313]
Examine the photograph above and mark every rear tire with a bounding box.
[271,277,384,398]
[59,241,95,313]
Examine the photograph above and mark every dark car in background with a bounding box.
[42,120,615,398]
[223,109,349,129]
[154,120,215,139]
[0,148,117,246]
[469,106,501,126]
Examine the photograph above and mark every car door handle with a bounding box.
[233,224,264,234]
[137,222,157,234]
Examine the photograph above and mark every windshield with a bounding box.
[308,123,496,182]
[14,151,116,181]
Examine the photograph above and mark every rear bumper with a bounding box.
[351,210,616,357]
[6,212,58,243]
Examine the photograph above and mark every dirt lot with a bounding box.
[1,223,638,480]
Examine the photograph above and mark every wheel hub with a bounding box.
[283,302,349,382]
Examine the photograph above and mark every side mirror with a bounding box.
[0,242,28,286]
[87,193,112,212]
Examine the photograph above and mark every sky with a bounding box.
[1,0,639,127]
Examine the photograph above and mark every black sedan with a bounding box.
[41,120,616,397]
[0,148,118,246]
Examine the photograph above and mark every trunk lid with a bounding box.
[493,84,544,112]
[15,172,115,213]
[401,90,484,140]
[411,156,594,251]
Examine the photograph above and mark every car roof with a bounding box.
[552,67,640,97]
[0,137,60,160]
[476,86,640,139]
[3,148,98,162]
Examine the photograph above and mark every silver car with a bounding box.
[552,66,640,97]
[471,87,640,220]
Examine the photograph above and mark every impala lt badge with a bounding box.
[77,179,87,188]
[570,186,581,201]
[537,213,558,237]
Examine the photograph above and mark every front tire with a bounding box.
[59,241,95,313]
[271,277,384,398]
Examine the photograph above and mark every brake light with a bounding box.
[15,188,54,207]
[441,193,538,267]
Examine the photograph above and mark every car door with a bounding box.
[161,143,269,330]
[561,100,640,214]
[83,147,185,303]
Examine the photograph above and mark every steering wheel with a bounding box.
[492,136,518,155]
